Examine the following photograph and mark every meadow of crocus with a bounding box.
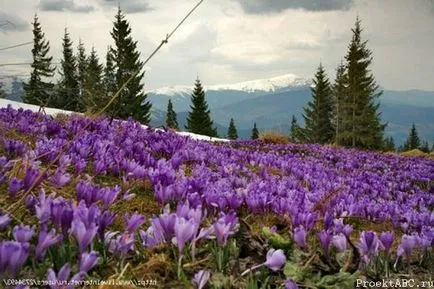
[0,105,433,289]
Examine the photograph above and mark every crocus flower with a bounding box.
[124,212,146,233]
[47,263,84,289]
[318,230,332,260]
[71,220,98,254]
[293,226,307,249]
[264,249,286,271]
[174,217,196,254]
[379,231,395,253]
[358,231,381,259]
[13,225,35,243]
[0,214,11,230]
[79,251,100,273]
[192,270,210,289]
[332,233,347,252]
[23,166,42,191]
[36,229,62,260]
[397,234,417,261]
[100,186,121,209]
[9,177,24,197]
[242,248,286,276]
[285,279,299,289]
[50,169,71,188]
[0,241,29,277]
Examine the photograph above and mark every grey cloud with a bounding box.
[39,0,96,13]
[102,0,153,13]
[233,0,354,14]
[0,12,30,32]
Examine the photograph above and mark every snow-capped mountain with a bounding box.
[149,73,311,96]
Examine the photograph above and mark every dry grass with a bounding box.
[400,149,428,158]
[259,131,291,144]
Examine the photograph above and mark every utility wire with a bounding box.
[0,41,33,51]
[142,0,204,66]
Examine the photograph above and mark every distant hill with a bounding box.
[149,75,434,144]
[5,74,434,144]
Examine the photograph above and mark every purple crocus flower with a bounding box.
[174,217,196,254]
[47,263,84,289]
[192,270,211,289]
[0,241,29,277]
[0,214,11,230]
[36,229,62,261]
[13,225,35,243]
[50,169,71,188]
[124,212,146,233]
[318,230,332,260]
[358,231,381,263]
[332,233,347,252]
[100,186,121,209]
[25,195,37,210]
[397,234,417,261]
[285,279,299,289]
[79,251,100,273]
[98,211,117,239]
[71,220,98,254]
[8,177,24,198]
[264,249,286,271]
[379,231,395,253]
[23,166,42,191]
[293,226,307,249]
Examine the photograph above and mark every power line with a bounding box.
[0,41,33,51]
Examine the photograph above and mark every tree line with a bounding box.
[288,18,432,152]
[22,9,151,123]
[18,12,432,148]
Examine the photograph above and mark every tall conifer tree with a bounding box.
[332,62,348,146]
[343,17,386,149]
[76,39,87,112]
[302,63,334,144]
[403,124,421,151]
[166,99,179,129]
[251,123,259,140]
[110,7,151,123]
[0,83,6,99]
[83,47,104,112]
[227,118,238,140]
[56,27,79,110]
[186,78,217,137]
[290,115,303,143]
[103,46,116,115]
[23,14,55,106]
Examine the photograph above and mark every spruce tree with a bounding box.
[76,39,87,112]
[383,136,395,152]
[0,82,6,98]
[103,46,116,115]
[56,27,79,111]
[227,118,238,140]
[186,78,217,137]
[302,63,334,144]
[332,62,348,146]
[290,115,304,143]
[343,17,386,149]
[251,123,259,140]
[166,99,179,129]
[23,14,55,106]
[110,7,151,124]
[83,47,104,112]
[420,140,430,153]
[403,124,421,151]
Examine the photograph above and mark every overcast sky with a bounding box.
[1,0,434,90]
